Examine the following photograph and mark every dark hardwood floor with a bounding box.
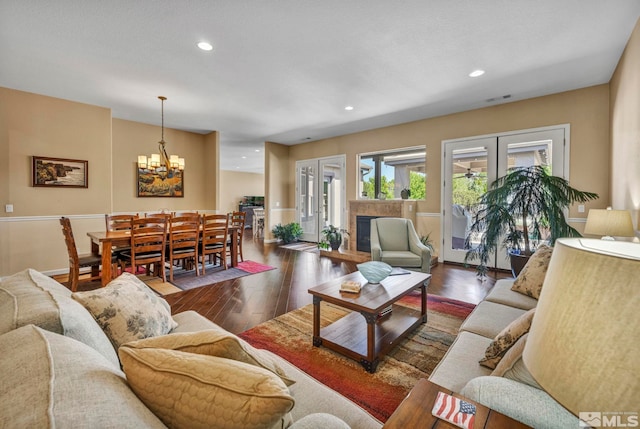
[164,233,511,334]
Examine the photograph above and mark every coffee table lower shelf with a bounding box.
[313,305,424,372]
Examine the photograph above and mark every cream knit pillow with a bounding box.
[123,328,295,386]
[119,347,295,429]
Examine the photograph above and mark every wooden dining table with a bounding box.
[87,225,241,286]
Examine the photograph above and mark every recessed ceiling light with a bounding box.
[469,69,485,78]
[197,42,213,51]
[241,156,246,159]
[255,149,260,152]
[345,106,354,111]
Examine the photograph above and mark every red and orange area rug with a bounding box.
[239,294,475,422]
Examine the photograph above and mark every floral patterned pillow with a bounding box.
[72,273,178,349]
[479,308,536,369]
[511,244,554,299]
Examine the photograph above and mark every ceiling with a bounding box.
[1,1,639,174]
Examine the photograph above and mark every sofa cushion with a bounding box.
[428,331,493,393]
[0,325,166,428]
[459,301,527,338]
[491,333,541,389]
[511,244,553,299]
[72,272,178,349]
[289,413,350,429]
[123,328,295,386]
[0,268,119,367]
[119,347,295,429]
[484,279,537,310]
[461,376,578,429]
[479,308,536,369]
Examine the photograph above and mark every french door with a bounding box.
[296,155,346,242]
[442,126,567,270]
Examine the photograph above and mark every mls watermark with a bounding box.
[579,412,638,428]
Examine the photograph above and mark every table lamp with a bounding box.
[523,238,640,418]
[584,208,634,240]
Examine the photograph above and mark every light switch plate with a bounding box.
[5,204,13,213]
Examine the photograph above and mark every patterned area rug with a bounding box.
[280,242,320,253]
[169,260,276,291]
[239,293,475,422]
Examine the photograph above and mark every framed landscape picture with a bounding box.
[32,156,88,188]
[137,165,184,197]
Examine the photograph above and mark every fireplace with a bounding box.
[356,216,382,252]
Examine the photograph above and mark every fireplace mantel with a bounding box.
[348,200,417,251]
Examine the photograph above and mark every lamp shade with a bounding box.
[584,209,635,238]
[523,238,640,416]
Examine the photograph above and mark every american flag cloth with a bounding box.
[431,391,476,429]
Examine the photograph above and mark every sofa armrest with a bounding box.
[461,376,578,429]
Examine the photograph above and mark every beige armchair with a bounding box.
[370,218,431,273]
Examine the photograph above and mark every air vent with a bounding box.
[486,94,512,103]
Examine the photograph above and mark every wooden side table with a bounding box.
[383,379,531,429]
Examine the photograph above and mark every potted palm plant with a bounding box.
[464,165,598,277]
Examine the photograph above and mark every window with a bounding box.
[359,147,426,199]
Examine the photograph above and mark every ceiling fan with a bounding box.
[454,168,480,179]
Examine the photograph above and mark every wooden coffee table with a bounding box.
[308,270,430,373]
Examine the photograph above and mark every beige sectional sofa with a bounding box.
[429,278,578,428]
[0,269,382,429]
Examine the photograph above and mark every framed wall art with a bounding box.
[137,165,184,197]
[32,156,88,188]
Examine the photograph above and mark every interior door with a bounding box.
[296,156,346,242]
[442,126,567,270]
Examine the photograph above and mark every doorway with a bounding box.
[442,126,568,270]
[296,155,346,243]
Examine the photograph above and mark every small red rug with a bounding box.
[236,260,277,274]
[239,294,474,422]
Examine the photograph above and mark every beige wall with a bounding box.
[0,88,219,276]
[284,85,611,248]
[219,170,265,214]
[610,18,640,228]
[264,142,295,240]
[112,118,214,213]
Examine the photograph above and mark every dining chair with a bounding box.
[172,211,199,218]
[166,215,200,282]
[145,212,172,220]
[120,217,168,282]
[252,207,265,238]
[200,214,229,273]
[104,213,139,273]
[59,217,104,292]
[228,211,246,262]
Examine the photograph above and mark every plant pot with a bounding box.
[509,252,531,277]
[329,240,341,251]
[400,189,410,199]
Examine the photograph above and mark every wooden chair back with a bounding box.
[59,217,102,291]
[128,217,168,282]
[166,215,200,281]
[228,211,246,261]
[105,214,138,231]
[200,214,229,273]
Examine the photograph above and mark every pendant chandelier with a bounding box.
[137,96,184,176]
